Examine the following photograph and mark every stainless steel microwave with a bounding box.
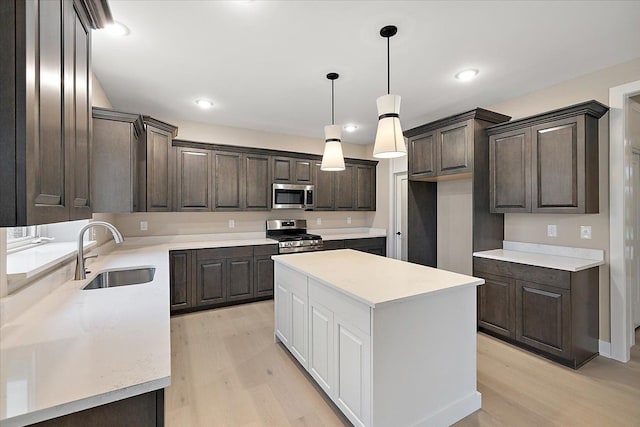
[272,184,314,210]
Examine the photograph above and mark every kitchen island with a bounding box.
[273,249,484,427]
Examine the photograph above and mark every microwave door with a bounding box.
[273,187,305,209]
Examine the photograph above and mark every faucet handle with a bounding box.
[83,255,99,274]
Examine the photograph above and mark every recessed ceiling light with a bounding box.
[105,21,130,37]
[455,69,479,82]
[195,99,214,109]
[343,124,358,132]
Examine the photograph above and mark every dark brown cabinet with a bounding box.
[143,117,177,212]
[488,100,608,214]
[254,245,278,298]
[92,111,178,213]
[92,109,144,213]
[169,250,192,311]
[214,151,243,210]
[473,257,599,368]
[1,0,108,226]
[176,147,212,211]
[335,164,355,210]
[404,109,511,267]
[312,162,335,210]
[272,157,313,184]
[477,272,516,339]
[355,164,376,210]
[170,244,278,314]
[345,237,386,256]
[244,154,271,210]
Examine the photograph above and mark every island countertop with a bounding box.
[272,249,484,307]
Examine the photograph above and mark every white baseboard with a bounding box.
[599,340,612,358]
[415,391,481,427]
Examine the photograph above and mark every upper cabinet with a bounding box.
[406,109,511,182]
[487,100,608,214]
[143,117,178,212]
[272,157,313,184]
[311,160,376,211]
[0,0,111,226]
[92,110,178,213]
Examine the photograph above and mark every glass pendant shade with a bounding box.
[321,125,345,171]
[373,94,406,158]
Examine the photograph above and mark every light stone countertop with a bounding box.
[273,249,483,307]
[0,228,387,426]
[473,241,605,272]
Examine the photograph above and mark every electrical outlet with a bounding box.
[547,224,557,237]
[580,225,592,239]
[316,218,322,225]
[228,219,235,228]
[140,221,148,231]
[347,217,352,225]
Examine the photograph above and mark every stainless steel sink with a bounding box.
[82,267,156,290]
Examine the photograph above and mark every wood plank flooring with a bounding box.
[166,300,640,427]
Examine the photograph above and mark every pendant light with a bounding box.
[321,72,346,171]
[373,25,406,159]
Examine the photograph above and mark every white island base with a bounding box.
[273,250,484,427]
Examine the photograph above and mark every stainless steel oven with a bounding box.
[272,184,314,210]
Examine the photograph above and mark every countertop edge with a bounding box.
[472,251,605,272]
[1,376,170,427]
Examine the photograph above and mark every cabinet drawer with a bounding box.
[197,246,254,260]
[253,244,279,256]
[308,278,370,336]
[344,237,385,249]
[276,264,308,298]
[322,240,345,251]
[473,258,570,290]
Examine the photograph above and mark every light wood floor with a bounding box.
[166,300,640,427]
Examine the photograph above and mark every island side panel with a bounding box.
[371,285,481,426]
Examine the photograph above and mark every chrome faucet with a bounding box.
[74,221,124,280]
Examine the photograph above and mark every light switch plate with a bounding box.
[347,217,352,225]
[140,221,148,231]
[580,225,592,239]
[547,224,557,237]
[316,218,322,225]
[228,219,235,228]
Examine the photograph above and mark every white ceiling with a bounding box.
[93,1,640,145]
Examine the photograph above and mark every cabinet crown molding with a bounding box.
[404,108,511,138]
[486,100,609,135]
[143,116,179,138]
[75,0,113,29]
[92,107,145,138]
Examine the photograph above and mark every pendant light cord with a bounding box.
[387,36,390,95]
[331,79,335,125]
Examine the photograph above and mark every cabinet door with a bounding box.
[345,238,386,257]
[67,2,92,220]
[254,256,274,297]
[489,128,531,213]
[194,257,226,307]
[408,131,436,179]
[334,318,371,427]
[515,280,571,359]
[214,151,243,210]
[244,154,270,210]
[335,164,355,210]
[176,148,211,211]
[294,159,313,184]
[272,157,292,182]
[531,116,585,213]
[169,250,192,312]
[290,289,309,367]
[227,257,253,302]
[146,125,173,211]
[312,162,335,210]
[436,120,472,176]
[275,282,291,346]
[309,300,334,396]
[322,240,345,251]
[355,165,375,211]
[476,272,516,338]
[27,0,68,224]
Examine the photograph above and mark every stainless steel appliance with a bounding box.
[266,219,323,253]
[272,184,314,210]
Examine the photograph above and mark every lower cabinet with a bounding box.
[30,389,164,427]
[474,257,599,368]
[275,266,308,367]
[322,237,386,256]
[169,244,278,315]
